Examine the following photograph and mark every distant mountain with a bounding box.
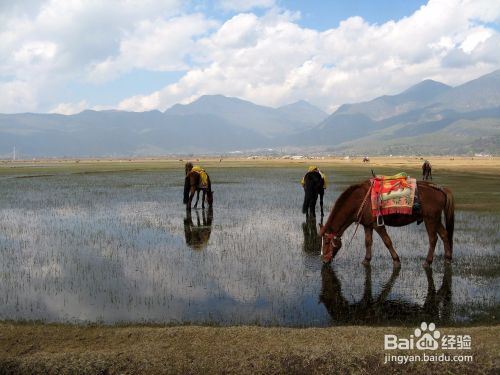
[276,100,328,126]
[434,69,500,112]
[335,80,451,120]
[0,70,498,157]
[288,69,500,155]
[166,95,327,137]
[0,111,269,157]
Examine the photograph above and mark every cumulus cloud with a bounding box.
[49,100,89,115]
[87,14,218,82]
[118,0,500,113]
[1,0,500,113]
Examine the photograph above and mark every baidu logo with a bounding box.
[384,322,471,351]
[415,322,440,350]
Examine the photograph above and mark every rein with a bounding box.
[344,181,373,251]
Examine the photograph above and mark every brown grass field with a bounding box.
[0,156,499,374]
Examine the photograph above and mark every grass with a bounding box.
[0,323,498,374]
[0,156,499,374]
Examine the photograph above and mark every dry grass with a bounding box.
[0,323,498,374]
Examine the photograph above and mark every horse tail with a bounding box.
[183,174,190,204]
[443,187,455,251]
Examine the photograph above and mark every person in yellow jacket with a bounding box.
[301,166,327,217]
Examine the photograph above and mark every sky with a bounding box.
[0,0,499,114]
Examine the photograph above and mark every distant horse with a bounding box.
[183,164,213,209]
[422,160,432,180]
[319,263,452,325]
[302,171,325,216]
[319,180,454,267]
[184,207,213,250]
[362,156,370,163]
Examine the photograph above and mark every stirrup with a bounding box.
[376,215,385,227]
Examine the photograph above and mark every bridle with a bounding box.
[321,231,340,257]
[321,181,373,258]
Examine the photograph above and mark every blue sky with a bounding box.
[0,0,499,114]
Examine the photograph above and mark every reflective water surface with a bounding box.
[0,167,498,326]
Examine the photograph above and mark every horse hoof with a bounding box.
[362,259,371,266]
[422,261,432,268]
[393,260,401,268]
[444,258,452,265]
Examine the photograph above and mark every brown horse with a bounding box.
[319,180,454,267]
[422,160,432,180]
[183,163,213,209]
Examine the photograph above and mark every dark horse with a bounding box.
[302,171,325,216]
[422,160,432,180]
[319,180,454,267]
[184,207,213,250]
[183,164,213,209]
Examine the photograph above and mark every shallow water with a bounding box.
[0,167,498,326]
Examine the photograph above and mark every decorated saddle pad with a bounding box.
[191,166,209,188]
[370,173,416,216]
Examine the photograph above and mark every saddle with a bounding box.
[370,173,416,222]
[191,166,209,188]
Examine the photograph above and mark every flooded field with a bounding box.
[0,166,498,326]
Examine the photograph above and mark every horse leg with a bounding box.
[374,226,401,266]
[437,223,452,263]
[201,190,206,209]
[423,219,438,267]
[193,189,200,208]
[320,189,324,217]
[311,193,318,217]
[188,187,196,209]
[362,226,373,265]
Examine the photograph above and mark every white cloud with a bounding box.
[49,100,89,115]
[0,81,37,113]
[117,0,500,113]
[87,14,218,82]
[1,0,500,114]
[217,0,275,12]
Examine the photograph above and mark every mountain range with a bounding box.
[1,69,499,157]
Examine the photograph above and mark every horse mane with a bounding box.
[332,182,366,212]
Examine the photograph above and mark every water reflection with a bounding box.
[302,213,322,254]
[184,207,213,250]
[319,264,453,325]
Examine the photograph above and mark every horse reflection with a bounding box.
[184,207,213,250]
[319,264,452,325]
[302,213,322,254]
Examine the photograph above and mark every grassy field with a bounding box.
[1,323,498,374]
[0,156,499,374]
[2,156,499,211]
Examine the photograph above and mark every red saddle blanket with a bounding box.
[370,174,416,216]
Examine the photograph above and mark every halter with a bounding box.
[321,231,340,257]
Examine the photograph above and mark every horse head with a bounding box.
[319,224,342,263]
